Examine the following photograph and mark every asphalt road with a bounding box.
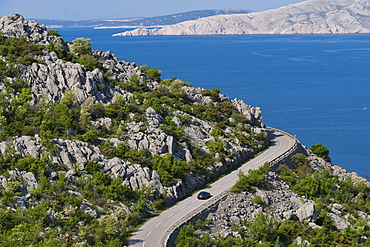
[129,129,296,247]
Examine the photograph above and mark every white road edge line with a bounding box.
[131,129,295,247]
[147,231,151,237]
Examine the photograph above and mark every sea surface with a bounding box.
[57,27,370,178]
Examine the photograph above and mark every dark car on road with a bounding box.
[197,191,211,200]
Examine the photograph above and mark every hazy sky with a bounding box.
[1,0,305,20]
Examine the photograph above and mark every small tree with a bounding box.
[230,163,270,193]
[291,153,312,179]
[47,29,61,37]
[76,54,102,71]
[46,40,67,59]
[175,225,202,247]
[205,138,225,153]
[72,37,92,55]
[310,143,331,162]
[248,212,278,242]
[291,153,310,167]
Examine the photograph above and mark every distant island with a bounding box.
[114,0,370,36]
[33,9,252,29]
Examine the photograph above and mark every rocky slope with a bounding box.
[0,13,267,197]
[176,146,370,246]
[0,14,269,245]
[209,148,369,230]
[2,13,370,246]
[114,0,370,36]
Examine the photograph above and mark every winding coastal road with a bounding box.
[129,129,296,247]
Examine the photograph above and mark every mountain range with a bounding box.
[114,0,370,36]
[32,9,252,29]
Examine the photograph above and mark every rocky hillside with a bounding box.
[175,147,370,246]
[114,0,370,36]
[2,13,370,247]
[0,14,268,246]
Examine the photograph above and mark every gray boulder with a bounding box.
[327,212,352,231]
[296,203,318,223]
[22,172,38,191]
[296,237,311,247]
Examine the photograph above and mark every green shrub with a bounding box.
[293,169,338,200]
[200,88,221,102]
[46,40,68,60]
[210,127,223,137]
[175,225,199,247]
[253,196,264,205]
[139,64,162,82]
[160,122,189,143]
[152,153,189,186]
[291,153,310,167]
[47,29,61,37]
[290,153,313,179]
[152,199,167,211]
[104,177,132,201]
[253,131,268,141]
[177,115,191,125]
[194,218,210,230]
[296,163,313,179]
[205,138,225,153]
[82,127,102,144]
[277,164,298,187]
[0,60,18,77]
[0,35,43,67]
[247,212,278,242]
[75,54,102,71]
[310,143,331,162]
[71,37,92,55]
[230,163,270,193]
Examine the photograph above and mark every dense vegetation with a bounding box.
[0,28,268,246]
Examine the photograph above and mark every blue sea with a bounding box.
[57,27,370,178]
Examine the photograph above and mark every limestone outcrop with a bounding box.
[0,14,266,209]
[0,14,60,44]
[114,0,370,36]
[21,50,135,104]
[196,144,370,241]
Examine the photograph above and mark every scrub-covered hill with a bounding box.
[0,14,267,246]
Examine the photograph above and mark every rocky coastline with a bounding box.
[1,13,370,246]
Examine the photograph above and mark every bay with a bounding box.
[57,27,370,178]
